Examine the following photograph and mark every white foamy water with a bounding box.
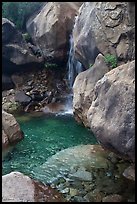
[67,34,83,88]
[64,20,84,114]
[56,108,73,116]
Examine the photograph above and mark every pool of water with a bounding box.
[2,112,98,177]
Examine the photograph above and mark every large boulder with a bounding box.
[2,171,65,202]
[2,110,24,150]
[26,2,83,64]
[73,54,109,127]
[73,2,135,68]
[2,18,43,74]
[87,60,135,162]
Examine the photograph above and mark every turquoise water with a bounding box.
[2,112,98,177]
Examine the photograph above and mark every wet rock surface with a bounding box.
[32,144,135,202]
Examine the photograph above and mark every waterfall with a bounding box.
[67,34,83,88]
[61,34,84,115]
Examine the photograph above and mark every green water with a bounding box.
[2,112,98,177]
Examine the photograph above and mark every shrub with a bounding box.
[104,54,117,68]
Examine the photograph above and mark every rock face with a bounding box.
[2,74,14,91]
[87,60,135,162]
[73,53,109,127]
[2,171,65,202]
[2,110,24,150]
[73,2,135,68]
[2,18,43,74]
[26,2,83,64]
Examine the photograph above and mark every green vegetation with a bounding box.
[22,33,31,42]
[44,63,58,69]
[2,2,43,30]
[104,54,117,68]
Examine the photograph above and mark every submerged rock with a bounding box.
[84,190,104,202]
[2,171,66,202]
[70,166,92,181]
[31,144,134,202]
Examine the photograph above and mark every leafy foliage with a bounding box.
[104,54,117,68]
[2,2,43,30]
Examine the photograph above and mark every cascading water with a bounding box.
[67,34,83,88]
[63,34,84,114]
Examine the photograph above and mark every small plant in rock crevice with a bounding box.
[104,54,117,69]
